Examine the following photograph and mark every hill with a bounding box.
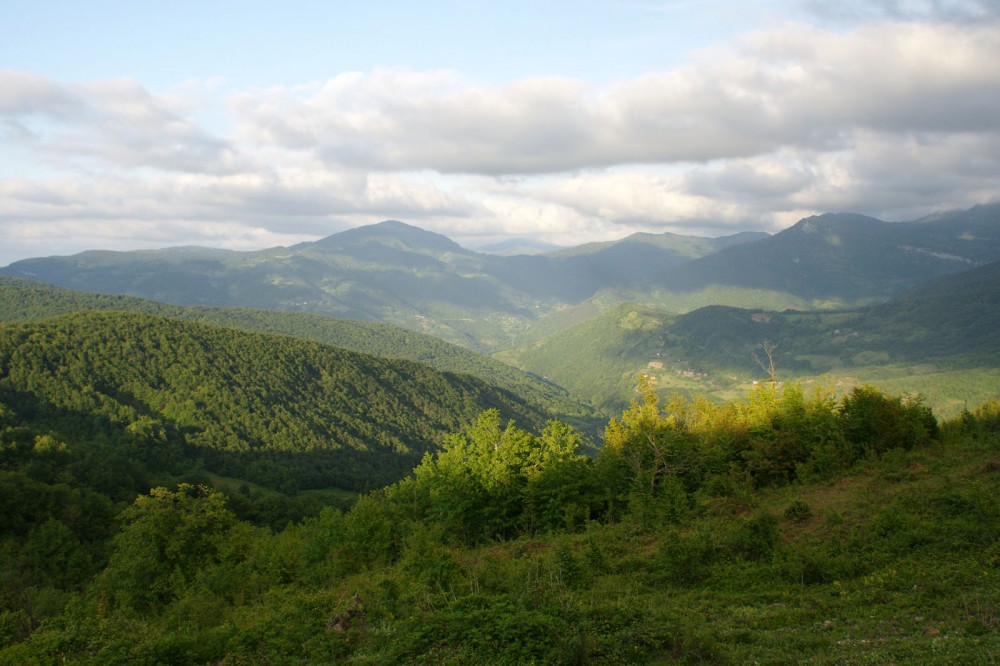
[0,277,594,423]
[0,310,553,493]
[499,260,1000,415]
[2,376,997,663]
[637,204,1000,311]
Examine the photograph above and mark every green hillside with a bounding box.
[500,262,1000,417]
[496,303,678,413]
[0,310,552,493]
[6,205,994,351]
[0,277,595,423]
[2,372,997,663]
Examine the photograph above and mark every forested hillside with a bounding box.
[0,277,593,423]
[4,204,996,351]
[0,310,552,493]
[2,369,997,663]
[500,261,1000,416]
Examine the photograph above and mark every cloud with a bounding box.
[0,70,82,117]
[800,0,1000,24]
[232,21,1000,176]
[3,16,1000,263]
[0,70,238,174]
[232,70,595,174]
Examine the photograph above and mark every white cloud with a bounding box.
[0,70,238,175]
[3,17,1000,263]
[230,22,1000,175]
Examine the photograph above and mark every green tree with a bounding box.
[840,385,937,458]
[101,484,237,613]
[600,389,701,528]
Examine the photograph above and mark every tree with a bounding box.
[100,484,237,613]
[405,411,594,542]
[600,389,701,528]
[752,340,778,383]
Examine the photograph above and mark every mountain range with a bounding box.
[497,258,1000,415]
[7,204,997,351]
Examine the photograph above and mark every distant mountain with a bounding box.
[3,205,997,350]
[0,220,764,349]
[652,205,1000,307]
[475,238,564,255]
[499,257,1000,415]
[0,277,595,422]
[0,310,553,492]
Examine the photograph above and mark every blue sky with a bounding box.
[2,0,1000,263]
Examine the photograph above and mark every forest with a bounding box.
[2,310,998,664]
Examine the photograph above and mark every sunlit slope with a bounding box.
[500,261,1000,415]
[0,277,594,421]
[0,310,553,491]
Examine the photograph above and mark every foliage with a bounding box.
[0,276,596,422]
[2,321,998,664]
[0,310,553,492]
[100,484,237,613]
[396,410,602,543]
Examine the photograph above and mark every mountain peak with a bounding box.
[309,220,467,254]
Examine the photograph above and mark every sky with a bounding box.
[2,0,1000,265]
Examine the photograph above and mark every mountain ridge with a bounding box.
[3,203,998,350]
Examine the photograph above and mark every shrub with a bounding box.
[784,499,812,523]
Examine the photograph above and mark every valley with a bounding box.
[1,204,998,663]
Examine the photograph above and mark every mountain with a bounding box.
[0,310,553,492]
[473,238,564,255]
[0,277,594,423]
[0,221,771,350]
[650,205,1000,308]
[3,204,997,349]
[499,259,1000,415]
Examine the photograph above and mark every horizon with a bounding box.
[1,214,770,265]
[2,1,1000,265]
[8,200,1000,266]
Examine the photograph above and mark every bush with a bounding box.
[731,512,781,562]
[657,525,716,585]
[840,386,937,459]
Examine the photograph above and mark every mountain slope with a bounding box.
[651,204,1000,307]
[0,310,553,492]
[0,277,593,421]
[500,259,1000,415]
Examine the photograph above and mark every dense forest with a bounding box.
[0,310,556,496]
[0,277,594,424]
[2,328,998,663]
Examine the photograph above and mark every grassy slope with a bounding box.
[303,431,1000,664]
[499,270,1000,419]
